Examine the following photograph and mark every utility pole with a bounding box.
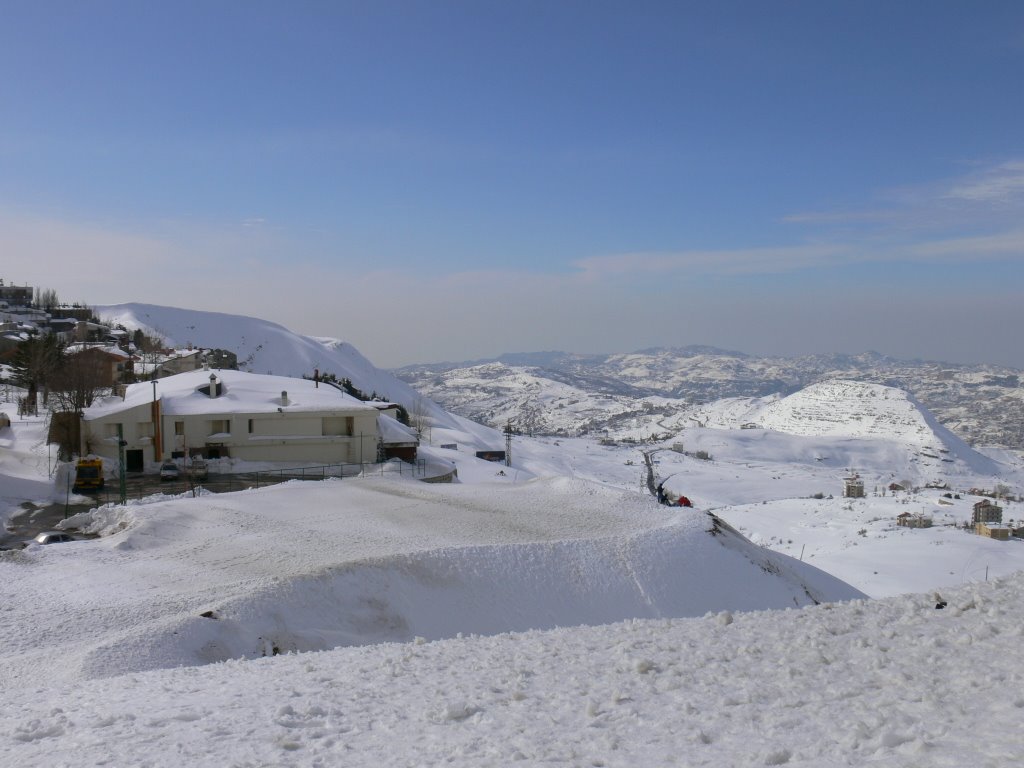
[117,423,127,505]
[504,420,513,467]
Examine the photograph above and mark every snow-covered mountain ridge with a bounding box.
[396,348,1024,449]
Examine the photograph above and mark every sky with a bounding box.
[2,1,1024,368]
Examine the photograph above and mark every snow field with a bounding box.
[3,574,1023,766]
[722,494,1024,598]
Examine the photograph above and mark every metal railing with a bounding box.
[247,459,427,487]
[83,459,429,504]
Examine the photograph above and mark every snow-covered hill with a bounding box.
[94,303,506,448]
[665,379,999,480]
[98,303,411,401]
[397,347,1024,449]
[411,361,692,438]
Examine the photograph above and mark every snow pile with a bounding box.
[0,402,61,527]
[0,476,861,690]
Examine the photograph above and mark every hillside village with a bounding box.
[1,284,424,476]
[1,280,239,393]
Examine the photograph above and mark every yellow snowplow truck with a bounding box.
[73,459,104,493]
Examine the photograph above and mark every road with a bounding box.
[1,472,307,549]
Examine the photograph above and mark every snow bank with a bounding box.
[0,475,862,690]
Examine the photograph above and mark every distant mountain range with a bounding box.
[394,348,1024,449]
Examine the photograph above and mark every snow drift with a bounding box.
[0,476,862,687]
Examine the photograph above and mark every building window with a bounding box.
[248,419,254,434]
[136,422,154,438]
[209,419,231,435]
[174,421,184,436]
[322,416,354,436]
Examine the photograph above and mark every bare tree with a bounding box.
[409,396,431,442]
[49,351,109,414]
[33,287,60,311]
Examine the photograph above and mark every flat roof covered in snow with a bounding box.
[84,369,378,420]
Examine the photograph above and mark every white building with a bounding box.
[80,369,382,472]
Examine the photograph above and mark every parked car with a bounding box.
[32,531,77,545]
[159,460,180,481]
[188,457,208,481]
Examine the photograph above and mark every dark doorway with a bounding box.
[125,449,144,473]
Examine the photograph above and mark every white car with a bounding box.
[32,531,77,545]
[159,460,180,481]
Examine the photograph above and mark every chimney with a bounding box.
[281,390,289,406]
[209,373,217,398]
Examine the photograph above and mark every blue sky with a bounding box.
[2,1,1023,367]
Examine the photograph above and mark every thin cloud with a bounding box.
[943,160,1024,203]
[780,210,898,225]
[907,229,1024,259]
[785,158,1024,231]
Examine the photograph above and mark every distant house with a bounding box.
[205,348,238,370]
[81,369,381,472]
[65,344,132,387]
[48,318,78,341]
[375,404,419,462]
[132,347,218,380]
[888,482,906,493]
[157,348,205,377]
[976,522,1010,541]
[476,450,507,463]
[72,320,111,343]
[896,512,932,529]
[972,499,1003,525]
[0,281,34,307]
[843,476,865,498]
